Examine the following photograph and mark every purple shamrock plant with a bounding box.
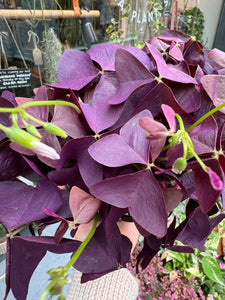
[1,30,225,299]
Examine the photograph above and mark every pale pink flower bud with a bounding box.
[32,140,60,160]
[208,168,223,191]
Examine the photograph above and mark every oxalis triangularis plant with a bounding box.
[1,30,225,300]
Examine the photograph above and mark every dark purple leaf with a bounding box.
[54,49,99,90]
[0,96,15,141]
[169,83,201,113]
[48,165,87,191]
[187,159,222,212]
[107,49,156,105]
[177,208,211,251]
[89,134,146,167]
[57,137,103,187]
[184,41,204,67]
[190,116,217,154]
[108,79,156,105]
[7,236,80,300]
[0,180,62,232]
[0,141,27,180]
[1,90,17,106]
[145,42,197,84]
[74,223,131,276]
[102,206,128,243]
[163,187,183,214]
[87,43,153,71]
[51,104,87,139]
[90,169,167,237]
[120,110,152,162]
[200,75,225,112]
[79,73,123,132]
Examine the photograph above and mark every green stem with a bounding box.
[20,100,81,114]
[190,150,208,172]
[0,123,9,133]
[11,113,19,128]
[186,102,225,133]
[181,135,188,159]
[40,215,98,300]
[0,101,81,115]
[175,113,185,131]
[65,215,98,270]
[0,107,20,113]
[22,111,46,127]
[39,279,58,300]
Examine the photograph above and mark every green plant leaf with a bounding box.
[164,262,173,272]
[202,256,225,285]
[185,267,203,278]
[167,250,185,263]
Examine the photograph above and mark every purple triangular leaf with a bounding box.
[108,79,156,105]
[8,236,80,300]
[74,223,131,275]
[87,43,153,71]
[177,208,211,251]
[102,206,128,243]
[169,83,201,113]
[145,42,197,84]
[89,134,146,167]
[200,75,225,112]
[90,169,167,237]
[115,48,154,83]
[120,110,152,162]
[190,116,217,154]
[55,49,99,90]
[51,104,87,139]
[57,137,103,187]
[187,159,222,212]
[0,141,27,180]
[0,180,62,232]
[0,96,15,140]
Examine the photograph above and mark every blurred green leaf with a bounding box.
[202,256,225,286]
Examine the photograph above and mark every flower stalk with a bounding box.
[40,215,98,300]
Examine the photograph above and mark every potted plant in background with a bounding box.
[0,30,225,300]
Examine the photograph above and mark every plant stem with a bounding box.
[65,215,98,270]
[186,102,225,133]
[20,100,81,114]
[40,215,98,300]
[0,123,9,133]
[22,111,46,127]
[0,100,81,115]
[175,113,185,131]
[0,107,20,113]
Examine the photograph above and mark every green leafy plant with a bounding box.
[184,6,205,44]
[164,227,225,298]
[147,0,165,33]
[0,223,6,239]
[106,18,124,43]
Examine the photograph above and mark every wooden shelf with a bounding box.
[0,9,100,19]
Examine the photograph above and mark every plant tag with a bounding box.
[32,48,43,65]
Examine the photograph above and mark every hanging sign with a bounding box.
[115,0,170,23]
[0,68,31,90]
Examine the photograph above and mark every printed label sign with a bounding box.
[0,68,31,90]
